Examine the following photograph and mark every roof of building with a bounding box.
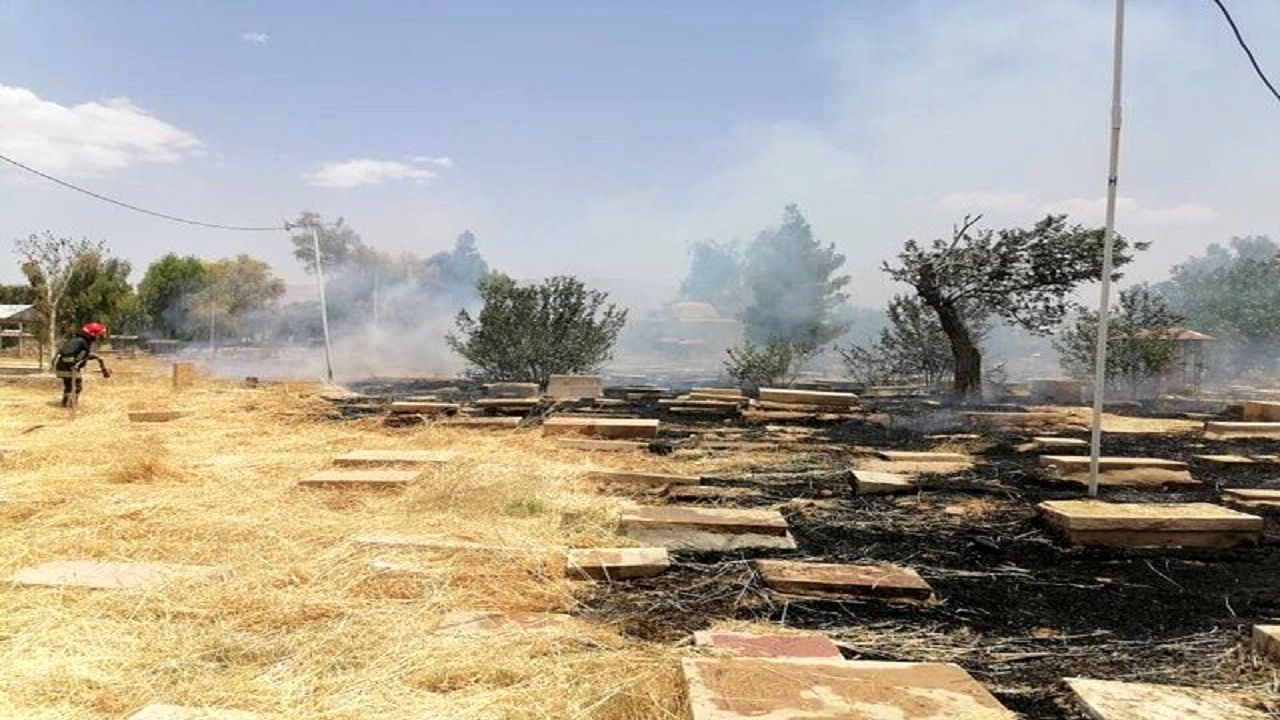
[1132,327,1215,342]
[0,304,37,321]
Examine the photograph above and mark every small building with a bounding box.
[1133,327,1214,394]
[0,304,40,356]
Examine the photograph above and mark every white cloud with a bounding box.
[0,84,202,176]
[240,32,270,44]
[305,158,440,188]
[1042,196,1218,227]
[412,155,454,167]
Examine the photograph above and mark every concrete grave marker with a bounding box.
[1031,436,1089,450]
[128,705,260,720]
[666,485,762,501]
[1204,421,1280,440]
[128,410,187,423]
[758,387,857,408]
[1253,625,1280,661]
[1242,400,1280,422]
[1222,488,1280,508]
[682,658,1016,720]
[545,374,603,399]
[1039,500,1262,548]
[1039,455,1195,487]
[693,630,842,659]
[620,505,795,550]
[8,560,222,590]
[542,417,659,439]
[170,362,196,389]
[754,559,933,601]
[876,450,972,463]
[333,449,457,467]
[297,469,423,488]
[850,470,917,495]
[1065,677,1270,720]
[565,547,670,580]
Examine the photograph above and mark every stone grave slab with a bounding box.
[1031,436,1089,449]
[850,470,917,495]
[435,611,576,636]
[620,505,795,550]
[584,468,698,487]
[442,416,521,429]
[682,657,1016,720]
[565,547,670,580]
[128,410,187,423]
[1039,455,1195,486]
[1065,677,1270,720]
[876,450,971,463]
[545,374,603,399]
[754,559,933,601]
[1242,400,1280,422]
[1194,454,1260,465]
[558,437,649,452]
[1253,625,1280,660]
[388,401,459,415]
[8,560,221,590]
[1038,500,1262,548]
[542,417,659,439]
[486,381,540,398]
[758,387,857,408]
[474,397,541,410]
[693,630,842,659]
[666,485,762,501]
[691,387,745,398]
[297,469,422,488]
[1204,421,1280,440]
[332,449,457,467]
[1222,488,1280,508]
[128,705,260,720]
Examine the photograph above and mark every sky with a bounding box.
[1,0,1278,309]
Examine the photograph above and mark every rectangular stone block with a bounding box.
[583,469,699,487]
[1242,400,1280,421]
[388,401,459,415]
[332,450,457,467]
[1205,421,1280,439]
[442,416,521,429]
[1031,436,1089,449]
[1065,677,1269,720]
[691,387,745,398]
[876,450,971,463]
[542,417,659,439]
[850,470,916,495]
[682,658,1016,720]
[8,560,222,590]
[557,437,648,452]
[128,410,187,423]
[758,387,857,407]
[1253,625,1280,660]
[621,506,789,536]
[666,485,762,501]
[566,547,670,580]
[128,705,260,720]
[693,630,842,659]
[297,469,423,488]
[170,362,196,389]
[1039,500,1262,548]
[1039,455,1195,487]
[1222,488,1280,508]
[485,382,540,398]
[545,374,603,399]
[754,559,933,601]
[473,397,540,410]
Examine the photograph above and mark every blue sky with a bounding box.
[2,0,1279,308]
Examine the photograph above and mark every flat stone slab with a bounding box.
[1039,500,1263,548]
[543,417,660,439]
[758,387,857,407]
[1031,436,1089,449]
[851,470,917,495]
[442,416,521,428]
[128,410,187,423]
[1242,400,1280,422]
[128,705,260,720]
[557,437,649,452]
[545,374,603,399]
[388,401,459,415]
[754,559,933,601]
[297,469,423,488]
[584,469,699,487]
[693,630,842,659]
[1039,455,1195,487]
[682,658,1016,720]
[877,450,972,463]
[1222,488,1280,508]
[1254,625,1280,660]
[620,505,795,550]
[332,449,458,467]
[1205,421,1280,439]
[8,560,222,590]
[692,387,745,398]
[474,397,541,409]
[1194,454,1261,465]
[485,381,540,398]
[435,611,576,635]
[1065,677,1270,720]
[566,547,670,580]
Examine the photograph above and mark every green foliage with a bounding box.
[15,232,107,362]
[679,239,746,316]
[190,255,286,339]
[137,254,207,338]
[447,274,628,385]
[1156,236,1280,375]
[0,284,34,304]
[839,295,986,388]
[722,337,816,388]
[61,252,141,334]
[1054,285,1185,397]
[289,212,370,274]
[741,205,851,347]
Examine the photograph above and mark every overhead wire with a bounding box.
[1211,0,1280,104]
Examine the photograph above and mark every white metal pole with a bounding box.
[310,224,336,383]
[1088,0,1126,498]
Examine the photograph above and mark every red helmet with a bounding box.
[81,322,108,339]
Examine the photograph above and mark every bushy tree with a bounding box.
[14,232,104,364]
[1054,285,1185,397]
[61,251,141,334]
[0,285,34,304]
[680,239,746,316]
[289,212,370,274]
[137,254,207,338]
[884,214,1143,401]
[741,205,851,349]
[723,338,816,389]
[190,255,285,341]
[448,274,627,385]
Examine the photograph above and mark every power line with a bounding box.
[1211,0,1280,104]
[0,152,285,232]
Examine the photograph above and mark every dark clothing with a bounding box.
[53,332,99,406]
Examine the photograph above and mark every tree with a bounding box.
[422,230,491,304]
[1054,285,1185,398]
[61,251,141,335]
[884,214,1143,401]
[680,239,746,316]
[741,205,851,349]
[838,295,987,389]
[288,212,369,274]
[723,337,815,389]
[1156,237,1280,376]
[447,274,627,385]
[14,232,104,366]
[137,254,208,338]
[0,285,34,304]
[190,255,285,342]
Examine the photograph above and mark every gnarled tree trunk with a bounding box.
[916,264,983,403]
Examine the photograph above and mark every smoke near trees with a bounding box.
[1054,285,1185,398]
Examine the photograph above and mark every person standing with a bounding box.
[53,322,111,407]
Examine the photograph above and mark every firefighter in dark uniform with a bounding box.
[53,322,111,407]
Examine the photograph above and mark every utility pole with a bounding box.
[208,292,216,356]
[372,264,380,329]
[284,219,336,383]
[1087,0,1126,498]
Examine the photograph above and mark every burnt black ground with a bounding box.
[577,418,1280,719]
